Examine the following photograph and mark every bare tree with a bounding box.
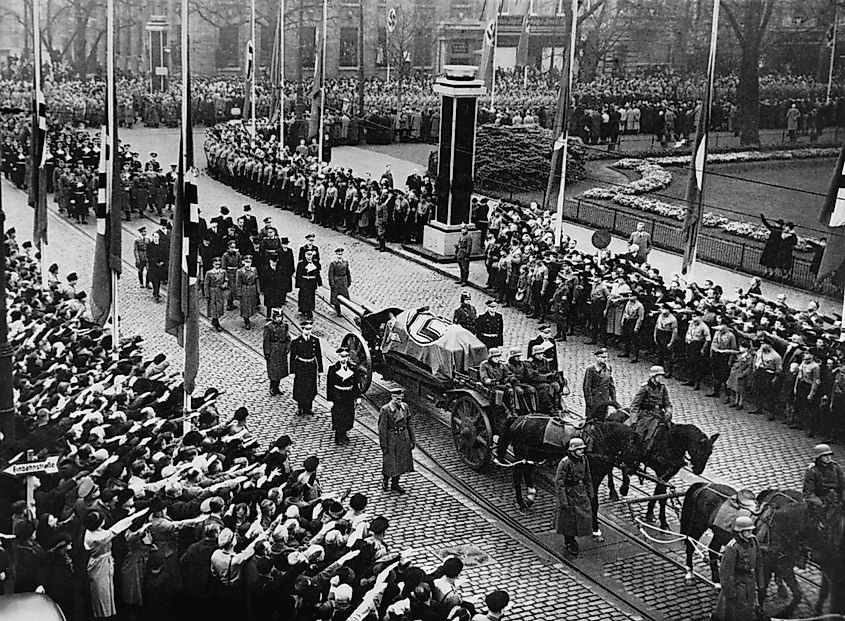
[720,0,776,145]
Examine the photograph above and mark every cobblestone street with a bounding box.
[4,126,843,619]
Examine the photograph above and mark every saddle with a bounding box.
[711,489,759,532]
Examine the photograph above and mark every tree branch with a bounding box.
[719,0,744,44]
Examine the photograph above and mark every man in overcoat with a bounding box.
[583,349,619,422]
[554,437,594,557]
[263,309,291,395]
[327,248,352,317]
[712,516,764,621]
[326,346,360,445]
[289,321,323,415]
[295,249,322,320]
[378,387,415,493]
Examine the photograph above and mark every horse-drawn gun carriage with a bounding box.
[339,297,521,469]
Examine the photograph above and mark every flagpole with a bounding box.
[279,0,285,149]
[318,0,327,165]
[250,0,257,141]
[181,0,191,435]
[553,0,577,248]
[490,5,500,112]
[107,0,118,358]
[32,0,47,289]
[828,1,839,104]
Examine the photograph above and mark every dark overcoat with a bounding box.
[263,322,291,381]
[378,401,415,477]
[554,454,594,537]
[712,538,764,621]
[289,336,323,405]
[326,361,360,432]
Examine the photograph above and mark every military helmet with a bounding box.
[813,444,834,459]
[569,438,586,451]
[733,516,754,532]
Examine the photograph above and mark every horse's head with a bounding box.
[685,428,719,475]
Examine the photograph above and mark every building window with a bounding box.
[302,26,316,68]
[449,0,472,18]
[339,27,359,67]
[216,25,239,69]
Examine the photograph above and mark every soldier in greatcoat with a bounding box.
[295,249,322,320]
[454,224,472,285]
[289,321,323,415]
[204,256,228,331]
[326,346,360,445]
[554,438,594,557]
[582,348,620,422]
[630,366,673,453]
[378,387,415,494]
[235,255,260,330]
[278,236,296,298]
[221,240,242,310]
[327,248,351,317]
[712,516,765,621]
[262,309,291,395]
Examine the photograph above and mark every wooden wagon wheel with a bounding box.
[341,332,372,393]
[450,394,493,470]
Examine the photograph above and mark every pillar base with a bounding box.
[419,221,483,261]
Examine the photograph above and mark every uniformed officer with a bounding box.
[133,227,149,288]
[526,324,558,371]
[454,224,472,285]
[506,347,538,413]
[262,308,290,395]
[554,437,595,557]
[298,232,321,264]
[475,300,504,350]
[326,346,361,445]
[803,444,844,511]
[583,349,619,422]
[221,240,242,310]
[289,320,323,416]
[378,387,415,493]
[630,366,673,452]
[295,248,322,320]
[712,516,764,621]
[525,344,563,413]
[452,291,477,333]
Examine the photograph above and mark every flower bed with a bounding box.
[581,154,824,251]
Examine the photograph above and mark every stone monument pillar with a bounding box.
[422,65,486,260]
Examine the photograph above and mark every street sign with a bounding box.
[387,8,397,33]
[4,455,59,477]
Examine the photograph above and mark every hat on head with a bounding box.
[488,347,501,357]
[460,291,471,300]
[508,346,521,358]
[301,320,313,327]
[649,365,666,377]
[305,233,315,239]
[77,476,96,498]
[595,348,608,356]
[243,205,251,212]
[217,528,235,547]
[67,272,78,281]
[369,515,389,534]
[280,237,289,244]
[138,226,147,233]
[389,386,405,396]
[263,217,272,223]
[442,557,464,578]
[326,501,345,519]
[334,583,353,606]
[485,300,497,307]
[303,455,319,471]
[233,406,249,421]
[336,346,349,355]
[538,324,551,332]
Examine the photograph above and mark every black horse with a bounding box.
[611,416,719,529]
[680,484,845,617]
[759,491,845,616]
[495,414,644,527]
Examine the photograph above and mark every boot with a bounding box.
[382,477,390,491]
[334,431,344,445]
[390,477,405,494]
[269,381,279,396]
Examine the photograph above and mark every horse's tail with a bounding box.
[680,482,709,536]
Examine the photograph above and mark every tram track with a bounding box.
[35,192,820,618]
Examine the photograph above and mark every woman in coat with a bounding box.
[759,214,783,277]
[146,232,167,302]
[204,256,228,331]
[776,221,798,279]
[83,510,118,620]
[554,438,594,557]
[119,525,153,617]
[236,255,260,330]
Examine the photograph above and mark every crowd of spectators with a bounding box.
[204,116,845,443]
[5,64,845,143]
[0,232,514,620]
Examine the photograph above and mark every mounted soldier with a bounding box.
[629,366,673,454]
